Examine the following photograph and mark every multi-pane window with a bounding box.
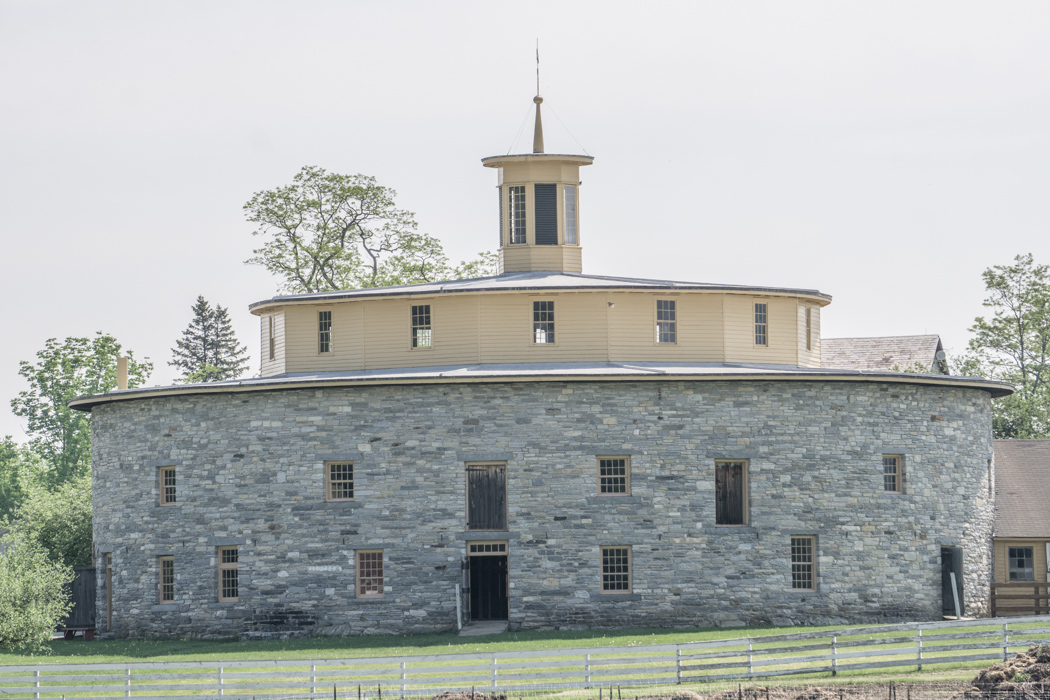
[509,186,526,244]
[218,547,238,602]
[1009,547,1035,581]
[601,546,632,593]
[533,301,555,344]
[411,305,432,348]
[159,466,176,505]
[564,185,578,244]
[805,307,812,352]
[318,310,332,353]
[791,536,816,590]
[268,316,276,361]
[326,461,354,501]
[715,460,747,525]
[598,457,630,495]
[159,556,174,602]
[883,455,903,493]
[656,300,676,343]
[357,550,384,598]
[755,302,768,346]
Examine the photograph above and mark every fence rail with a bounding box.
[2,616,1050,699]
[991,583,1050,617]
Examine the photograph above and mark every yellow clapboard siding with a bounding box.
[797,303,821,369]
[723,295,799,365]
[994,539,1049,583]
[259,311,287,377]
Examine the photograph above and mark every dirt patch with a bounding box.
[956,645,1050,697]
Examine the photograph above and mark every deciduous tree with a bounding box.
[169,296,250,382]
[10,333,152,483]
[0,437,45,520]
[955,254,1050,438]
[0,533,73,654]
[244,166,497,293]
[4,473,93,569]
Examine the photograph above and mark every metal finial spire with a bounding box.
[533,41,544,153]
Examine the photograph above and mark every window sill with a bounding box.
[592,593,641,601]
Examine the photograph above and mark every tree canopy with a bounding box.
[956,253,1050,438]
[10,333,152,483]
[4,472,93,569]
[244,166,497,293]
[0,533,73,654]
[169,296,250,382]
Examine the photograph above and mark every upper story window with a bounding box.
[715,460,747,525]
[882,455,903,493]
[598,457,630,495]
[754,303,768,346]
[326,461,354,501]
[268,316,276,361]
[1009,547,1035,581]
[656,300,676,344]
[805,307,812,351]
[509,186,526,244]
[466,463,507,531]
[533,301,555,343]
[411,305,432,348]
[159,466,176,505]
[318,310,332,353]
[563,185,578,244]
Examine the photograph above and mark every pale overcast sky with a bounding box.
[1,1,1048,442]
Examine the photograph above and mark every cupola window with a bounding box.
[563,185,578,245]
[509,186,526,244]
[533,300,555,343]
[411,305,432,348]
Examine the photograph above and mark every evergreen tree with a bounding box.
[169,296,250,382]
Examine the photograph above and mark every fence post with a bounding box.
[311,664,318,696]
[747,639,754,678]
[831,635,837,677]
[916,629,923,671]
[218,665,224,696]
[33,669,39,699]
[1003,622,1009,661]
[492,655,498,690]
[676,649,682,684]
[125,667,131,698]
[586,653,591,687]
[401,661,407,695]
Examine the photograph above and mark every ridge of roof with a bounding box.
[249,270,832,311]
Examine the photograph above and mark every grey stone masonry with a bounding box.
[90,379,995,638]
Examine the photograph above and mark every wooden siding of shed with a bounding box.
[259,311,286,377]
[797,303,822,369]
[277,291,814,372]
[994,538,1049,583]
[723,295,799,366]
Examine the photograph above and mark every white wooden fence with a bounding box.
[1,616,1048,699]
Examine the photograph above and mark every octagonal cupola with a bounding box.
[482,94,593,274]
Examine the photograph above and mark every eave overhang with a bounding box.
[69,362,1013,411]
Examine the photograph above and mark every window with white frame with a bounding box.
[755,302,768,346]
[509,186,526,244]
[326,461,354,501]
[318,310,332,353]
[411,305,432,348]
[564,185,578,244]
[533,301,555,343]
[268,316,276,361]
[656,300,676,343]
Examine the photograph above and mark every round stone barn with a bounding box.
[73,99,1010,639]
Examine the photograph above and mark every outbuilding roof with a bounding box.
[248,270,833,313]
[822,335,945,373]
[994,439,1050,538]
[68,360,1012,411]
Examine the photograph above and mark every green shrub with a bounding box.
[0,533,73,654]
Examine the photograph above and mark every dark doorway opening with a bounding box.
[469,555,508,621]
[941,546,964,616]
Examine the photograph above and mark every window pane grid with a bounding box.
[268,316,276,361]
[509,186,526,244]
[656,300,676,343]
[599,458,628,494]
[601,547,631,592]
[564,185,578,244]
[218,547,238,601]
[791,537,815,590]
[328,462,354,500]
[318,311,332,353]
[412,305,432,348]
[1009,547,1034,581]
[883,456,901,492]
[160,557,174,602]
[805,307,812,351]
[469,542,507,554]
[161,467,176,504]
[357,551,384,597]
[533,301,555,344]
[755,303,768,346]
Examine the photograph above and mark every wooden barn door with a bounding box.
[466,464,507,531]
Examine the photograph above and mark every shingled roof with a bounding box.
[822,335,946,374]
[994,440,1050,538]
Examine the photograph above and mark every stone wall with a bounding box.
[90,379,995,638]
